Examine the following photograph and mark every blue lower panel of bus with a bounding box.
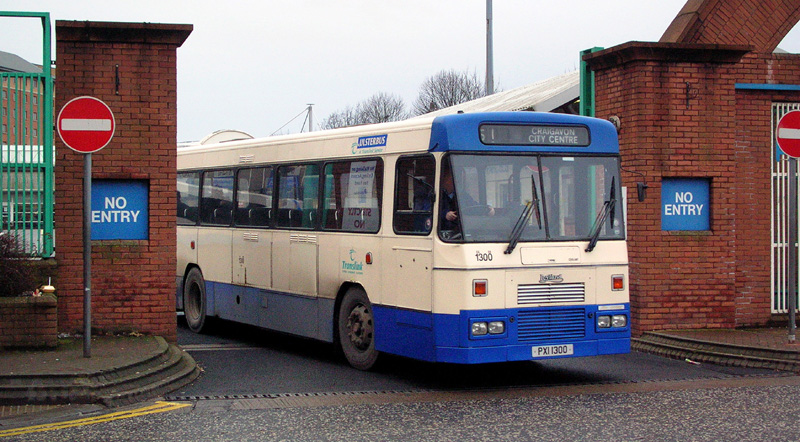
[373,304,630,364]
[202,281,335,343]
[186,279,629,364]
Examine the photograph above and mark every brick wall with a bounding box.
[54,22,191,341]
[586,43,800,334]
[0,295,57,348]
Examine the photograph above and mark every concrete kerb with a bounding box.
[633,331,800,373]
[0,336,199,407]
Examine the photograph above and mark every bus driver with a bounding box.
[439,165,494,234]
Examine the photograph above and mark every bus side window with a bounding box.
[235,167,273,227]
[177,172,200,225]
[200,169,234,226]
[393,155,435,235]
[276,164,319,229]
[322,159,383,233]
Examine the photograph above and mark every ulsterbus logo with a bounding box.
[352,135,387,154]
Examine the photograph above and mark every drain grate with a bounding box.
[164,389,428,402]
[163,372,796,410]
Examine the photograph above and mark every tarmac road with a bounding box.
[4,319,798,442]
[6,374,800,441]
[170,319,785,399]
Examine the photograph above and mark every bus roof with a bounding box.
[177,112,620,170]
[429,112,620,154]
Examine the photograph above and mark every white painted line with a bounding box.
[181,343,263,351]
[61,118,112,131]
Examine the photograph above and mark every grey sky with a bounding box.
[2,1,798,142]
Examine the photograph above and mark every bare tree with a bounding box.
[359,92,407,124]
[319,105,363,130]
[321,92,407,130]
[412,69,487,116]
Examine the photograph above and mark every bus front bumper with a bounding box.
[373,304,631,364]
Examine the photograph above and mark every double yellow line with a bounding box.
[0,401,191,438]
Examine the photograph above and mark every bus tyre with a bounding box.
[183,268,208,333]
[338,287,379,370]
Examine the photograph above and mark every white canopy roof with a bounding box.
[415,71,579,118]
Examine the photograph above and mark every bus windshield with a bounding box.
[440,154,624,244]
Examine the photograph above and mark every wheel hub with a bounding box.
[346,304,373,350]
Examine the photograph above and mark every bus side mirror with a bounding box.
[637,182,648,202]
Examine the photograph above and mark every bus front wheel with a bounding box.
[183,267,208,333]
[338,287,379,370]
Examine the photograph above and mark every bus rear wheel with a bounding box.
[183,267,208,333]
[338,287,379,370]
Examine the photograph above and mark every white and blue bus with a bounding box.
[176,112,629,370]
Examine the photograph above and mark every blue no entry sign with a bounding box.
[661,178,710,231]
[91,180,149,240]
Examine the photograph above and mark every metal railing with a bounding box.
[771,102,800,313]
[0,12,54,257]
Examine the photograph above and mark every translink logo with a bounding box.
[342,248,364,274]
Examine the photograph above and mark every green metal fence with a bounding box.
[0,12,54,257]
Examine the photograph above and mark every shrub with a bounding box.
[0,233,38,297]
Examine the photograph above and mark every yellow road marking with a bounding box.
[0,401,191,438]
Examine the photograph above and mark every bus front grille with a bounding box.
[517,308,586,342]
[517,282,585,305]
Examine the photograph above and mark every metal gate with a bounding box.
[771,102,800,313]
[0,12,54,257]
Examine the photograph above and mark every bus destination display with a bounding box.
[480,124,590,147]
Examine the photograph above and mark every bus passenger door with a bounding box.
[384,154,435,332]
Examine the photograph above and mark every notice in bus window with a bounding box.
[343,161,379,231]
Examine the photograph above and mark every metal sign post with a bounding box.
[789,158,798,343]
[83,154,93,356]
[57,96,115,358]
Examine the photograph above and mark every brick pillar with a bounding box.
[55,21,192,341]
[586,43,800,334]
[584,43,750,335]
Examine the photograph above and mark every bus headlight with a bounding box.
[488,321,505,334]
[472,322,488,336]
[471,320,506,337]
[597,314,628,329]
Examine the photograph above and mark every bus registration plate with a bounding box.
[531,344,574,358]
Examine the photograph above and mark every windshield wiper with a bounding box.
[505,177,542,254]
[585,177,616,253]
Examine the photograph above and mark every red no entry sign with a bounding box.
[777,110,800,159]
[57,96,115,153]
